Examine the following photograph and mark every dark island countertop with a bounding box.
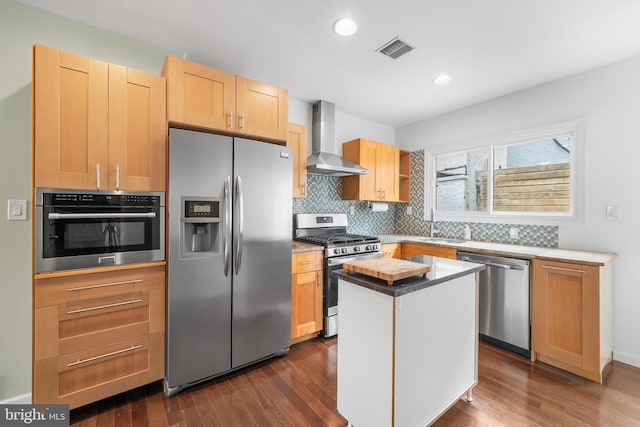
[332,255,485,297]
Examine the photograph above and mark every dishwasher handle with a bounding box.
[459,255,526,271]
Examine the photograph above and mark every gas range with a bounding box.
[294,213,382,338]
[294,214,381,257]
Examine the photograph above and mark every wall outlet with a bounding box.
[606,204,620,221]
[406,206,412,216]
[509,227,519,239]
[349,206,355,215]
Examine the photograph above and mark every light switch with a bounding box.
[7,199,27,221]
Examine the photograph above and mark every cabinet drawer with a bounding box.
[401,242,457,259]
[34,333,164,410]
[292,251,321,274]
[35,265,165,307]
[35,287,165,360]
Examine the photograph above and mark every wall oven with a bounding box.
[35,188,165,273]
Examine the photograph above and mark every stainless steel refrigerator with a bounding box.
[166,128,292,395]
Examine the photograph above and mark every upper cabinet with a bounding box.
[342,138,409,202]
[287,123,308,198]
[33,45,166,191]
[162,56,288,142]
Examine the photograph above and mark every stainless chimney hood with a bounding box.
[306,100,369,176]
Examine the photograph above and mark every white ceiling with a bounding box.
[18,0,640,128]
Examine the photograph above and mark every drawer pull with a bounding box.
[67,299,143,314]
[66,344,142,367]
[67,279,143,292]
[542,265,586,274]
[301,261,313,265]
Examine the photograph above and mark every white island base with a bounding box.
[337,269,479,427]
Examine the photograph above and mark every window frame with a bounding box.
[424,119,585,226]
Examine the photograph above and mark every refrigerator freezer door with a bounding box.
[232,138,292,368]
[167,129,233,390]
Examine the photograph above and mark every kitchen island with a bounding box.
[333,256,484,427]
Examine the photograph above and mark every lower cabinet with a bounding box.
[532,258,613,383]
[33,263,166,409]
[401,242,457,259]
[291,251,323,343]
[381,243,401,258]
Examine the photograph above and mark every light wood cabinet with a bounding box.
[33,263,166,409]
[291,251,323,343]
[33,45,166,191]
[287,123,308,198]
[532,258,614,383]
[342,138,402,202]
[163,56,288,142]
[381,243,401,259]
[401,242,457,259]
[399,149,411,203]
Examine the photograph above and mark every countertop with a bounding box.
[333,255,485,297]
[376,234,617,266]
[292,241,324,253]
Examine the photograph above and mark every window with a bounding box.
[427,120,583,224]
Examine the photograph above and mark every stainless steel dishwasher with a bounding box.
[457,251,531,357]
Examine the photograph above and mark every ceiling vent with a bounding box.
[376,37,414,59]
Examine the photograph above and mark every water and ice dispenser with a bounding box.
[181,198,221,257]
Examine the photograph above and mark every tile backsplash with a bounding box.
[293,150,559,248]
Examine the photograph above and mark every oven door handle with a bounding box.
[327,252,383,267]
[48,212,156,220]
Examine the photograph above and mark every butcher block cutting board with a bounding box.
[343,257,431,285]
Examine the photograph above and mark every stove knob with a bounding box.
[353,246,360,252]
[334,248,341,255]
[341,248,348,254]
[364,245,371,251]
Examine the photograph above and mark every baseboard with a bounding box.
[614,350,640,369]
[0,392,31,405]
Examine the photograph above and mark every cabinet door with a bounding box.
[236,77,288,141]
[34,45,108,190]
[163,56,235,131]
[355,139,380,200]
[378,143,400,201]
[109,65,166,191]
[291,271,323,339]
[288,123,308,198]
[381,243,401,258]
[401,242,456,259]
[532,259,600,378]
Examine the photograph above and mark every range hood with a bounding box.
[306,100,369,176]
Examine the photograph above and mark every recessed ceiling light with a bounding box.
[433,75,452,85]
[333,18,357,36]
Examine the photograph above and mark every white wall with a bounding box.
[288,98,396,158]
[397,55,640,367]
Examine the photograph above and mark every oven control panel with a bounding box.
[330,243,380,256]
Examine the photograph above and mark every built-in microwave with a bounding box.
[35,188,165,273]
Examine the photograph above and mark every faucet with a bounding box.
[429,208,438,237]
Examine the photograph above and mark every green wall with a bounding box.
[0,1,176,401]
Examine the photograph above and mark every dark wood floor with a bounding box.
[70,339,640,426]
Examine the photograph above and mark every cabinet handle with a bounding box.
[66,344,142,367]
[67,279,143,292]
[67,298,143,314]
[301,261,313,265]
[542,265,586,274]
[240,112,245,130]
[229,110,233,129]
[301,183,306,196]
[96,163,101,190]
[116,164,120,191]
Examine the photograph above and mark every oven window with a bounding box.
[63,220,147,251]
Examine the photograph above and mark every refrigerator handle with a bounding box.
[234,175,244,275]
[223,176,232,276]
